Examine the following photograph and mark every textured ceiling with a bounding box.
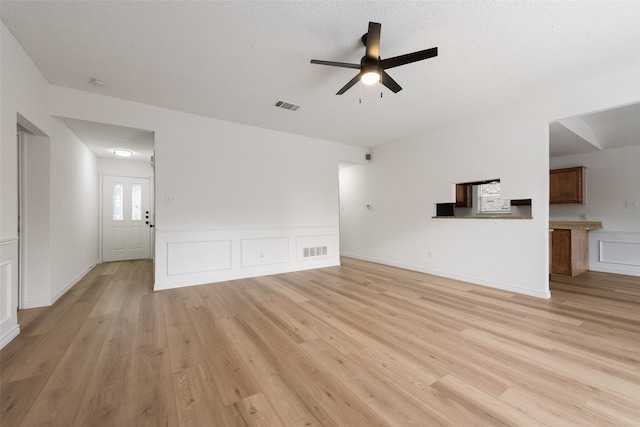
[548,121,600,158]
[61,118,154,162]
[549,102,640,158]
[2,1,640,150]
[580,102,640,151]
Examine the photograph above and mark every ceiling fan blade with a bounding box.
[380,47,438,70]
[310,59,360,69]
[336,72,363,95]
[365,22,381,60]
[381,71,402,93]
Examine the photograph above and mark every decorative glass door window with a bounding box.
[131,183,142,220]
[112,183,124,220]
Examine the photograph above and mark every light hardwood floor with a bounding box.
[2,258,639,426]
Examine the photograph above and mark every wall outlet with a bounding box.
[427,251,433,259]
[626,200,639,209]
[579,213,587,220]
[166,195,175,204]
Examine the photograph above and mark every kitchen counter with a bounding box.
[549,221,603,230]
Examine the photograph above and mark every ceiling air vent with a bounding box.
[274,100,300,111]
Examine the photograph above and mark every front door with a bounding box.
[102,176,152,262]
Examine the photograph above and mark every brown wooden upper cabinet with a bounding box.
[550,166,585,204]
[455,184,472,208]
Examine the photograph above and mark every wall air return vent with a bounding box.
[274,100,300,111]
[303,246,328,258]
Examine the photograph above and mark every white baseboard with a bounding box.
[588,266,640,277]
[155,259,339,291]
[341,252,551,299]
[50,260,99,305]
[22,298,53,309]
[0,324,20,350]
[22,260,99,309]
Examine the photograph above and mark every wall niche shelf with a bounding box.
[432,216,533,220]
[436,178,532,219]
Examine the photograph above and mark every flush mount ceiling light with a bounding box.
[90,78,108,88]
[113,148,133,157]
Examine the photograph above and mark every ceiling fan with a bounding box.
[311,21,438,95]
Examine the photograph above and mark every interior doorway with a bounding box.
[16,116,51,310]
[57,118,156,264]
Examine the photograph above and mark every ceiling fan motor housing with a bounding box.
[361,58,380,74]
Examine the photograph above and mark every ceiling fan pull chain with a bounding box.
[359,82,362,104]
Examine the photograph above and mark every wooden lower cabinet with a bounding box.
[455,184,472,208]
[550,229,589,276]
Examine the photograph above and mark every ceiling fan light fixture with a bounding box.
[361,71,380,85]
[310,21,438,95]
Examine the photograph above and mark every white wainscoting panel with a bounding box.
[1,261,11,324]
[589,230,640,277]
[1,238,20,349]
[167,240,232,276]
[241,237,289,267]
[155,227,340,291]
[600,240,640,266]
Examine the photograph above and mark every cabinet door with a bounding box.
[550,229,589,276]
[455,184,472,208]
[550,167,585,204]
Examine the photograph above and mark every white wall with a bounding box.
[340,109,551,298]
[551,145,640,276]
[99,158,153,178]
[21,133,52,307]
[19,120,99,308]
[340,63,640,298]
[49,85,369,290]
[49,118,99,300]
[1,22,51,347]
[1,23,99,347]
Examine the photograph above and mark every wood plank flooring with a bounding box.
[2,258,639,426]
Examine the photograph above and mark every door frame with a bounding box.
[99,174,155,263]
[17,131,25,309]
